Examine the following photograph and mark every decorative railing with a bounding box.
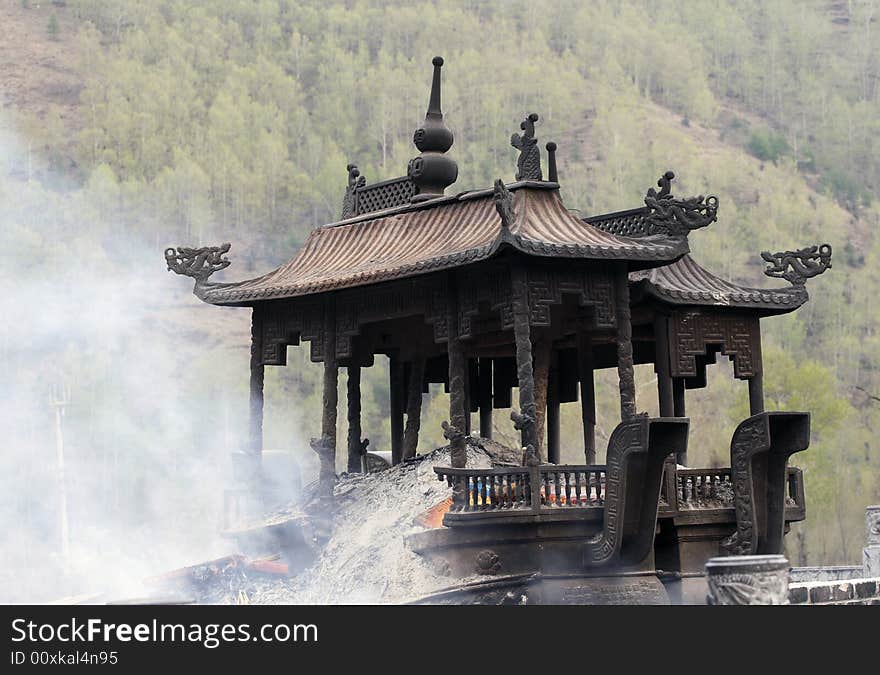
[433,463,805,525]
[539,466,605,506]
[664,468,734,508]
[433,465,606,516]
[659,465,805,517]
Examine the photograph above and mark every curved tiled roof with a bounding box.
[630,254,807,315]
[196,183,689,306]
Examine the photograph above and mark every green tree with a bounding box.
[47,13,60,41]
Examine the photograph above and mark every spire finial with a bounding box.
[427,56,444,116]
[546,142,558,183]
[408,56,458,202]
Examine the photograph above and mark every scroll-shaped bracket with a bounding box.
[510,112,542,181]
[761,244,832,286]
[493,179,516,229]
[584,416,690,568]
[341,163,366,219]
[165,243,231,283]
[721,411,810,556]
[644,171,718,237]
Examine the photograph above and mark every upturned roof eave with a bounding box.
[191,184,691,307]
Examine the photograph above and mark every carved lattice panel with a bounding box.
[586,210,650,237]
[670,311,761,379]
[355,177,417,215]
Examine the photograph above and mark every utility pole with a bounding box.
[51,383,71,573]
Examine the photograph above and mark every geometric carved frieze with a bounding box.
[254,263,623,363]
[333,275,450,357]
[523,265,616,330]
[256,299,324,366]
[670,311,761,379]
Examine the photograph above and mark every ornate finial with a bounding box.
[761,244,832,286]
[408,56,458,202]
[643,171,718,237]
[342,163,365,219]
[493,179,515,229]
[165,243,231,282]
[545,142,558,183]
[511,113,542,181]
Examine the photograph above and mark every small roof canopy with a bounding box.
[630,254,809,316]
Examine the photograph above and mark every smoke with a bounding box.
[0,116,281,602]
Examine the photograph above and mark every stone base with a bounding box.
[412,572,670,605]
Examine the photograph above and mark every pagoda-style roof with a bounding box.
[192,182,690,306]
[630,254,808,315]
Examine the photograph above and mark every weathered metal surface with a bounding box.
[584,416,689,568]
[706,555,790,605]
[614,269,636,420]
[721,412,810,556]
[632,254,809,314]
[761,243,832,286]
[667,310,762,379]
[411,573,669,605]
[511,266,538,453]
[643,171,718,237]
[445,274,468,469]
[346,173,416,218]
[186,186,687,305]
[402,356,426,460]
[545,142,558,183]
[408,57,458,202]
[511,113,542,181]
[165,243,230,281]
[316,300,338,489]
[341,164,365,219]
[346,365,363,473]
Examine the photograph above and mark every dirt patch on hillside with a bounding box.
[0,3,81,124]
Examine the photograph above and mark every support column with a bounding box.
[547,351,560,464]
[316,300,338,488]
[578,332,596,464]
[749,324,765,416]
[463,360,472,436]
[478,358,493,439]
[533,334,552,456]
[655,315,684,466]
[614,269,636,420]
[445,275,468,468]
[346,365,362,473]
[402,355,426,460]
[389,354,404,465]
[655,317,674,417]
[512,267,538,454]
[237,308,263,526]
[749,374,765,416]
[248,309,264,465]
[673,378,686,418]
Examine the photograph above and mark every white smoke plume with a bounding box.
[0,116,292,602]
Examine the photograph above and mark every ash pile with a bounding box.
[195,437,515,604]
